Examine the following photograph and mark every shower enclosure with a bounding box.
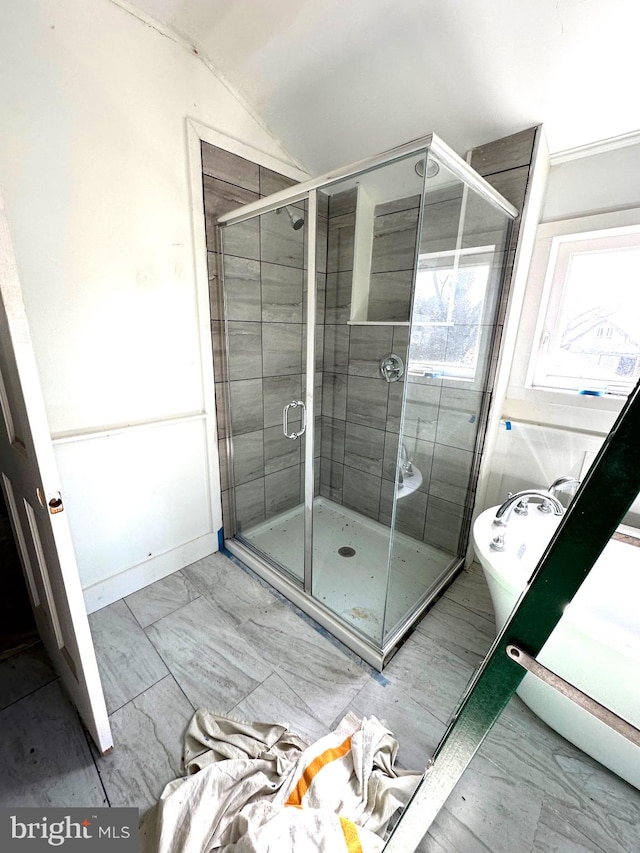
[214,134,517,668]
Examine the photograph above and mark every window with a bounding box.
[409,247,494,381]
[530,225,640,396]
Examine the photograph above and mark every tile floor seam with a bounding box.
[0,674,62,715]
[82,718,112,807]
[105,672,175,719]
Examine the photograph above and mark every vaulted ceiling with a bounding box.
[122,0,640,172]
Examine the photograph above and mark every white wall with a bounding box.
[543,141,640,222]
[0,0,300,609]
[481,140,640,525]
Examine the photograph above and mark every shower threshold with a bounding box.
[225,497,461,669]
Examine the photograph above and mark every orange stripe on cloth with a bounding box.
[286,735,353,806]
[339,816,364,853]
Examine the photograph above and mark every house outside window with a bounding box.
[529,224,640,397]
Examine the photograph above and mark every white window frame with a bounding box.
[505,207,640,433]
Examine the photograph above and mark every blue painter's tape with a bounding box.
[505,420,512,430]
[217,527,225,550]
[579,389,604,396]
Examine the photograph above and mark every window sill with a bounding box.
[504,385,624,435]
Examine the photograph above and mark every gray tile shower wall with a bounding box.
[318,129,537,555]
[203,142,311,536]
[205,130,536,552]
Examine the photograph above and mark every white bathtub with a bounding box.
[473,505,640,790]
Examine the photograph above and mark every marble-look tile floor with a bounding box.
[0,552,638,852]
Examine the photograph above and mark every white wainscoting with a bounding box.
[53,414,220,613]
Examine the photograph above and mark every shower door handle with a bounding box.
[283,400,306,440]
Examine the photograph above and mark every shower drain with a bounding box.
[338,546,356,558]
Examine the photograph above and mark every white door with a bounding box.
[0,194,112,754]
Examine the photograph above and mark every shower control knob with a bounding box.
[380,353,404,383]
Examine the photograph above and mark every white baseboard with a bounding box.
[83,533,218,613]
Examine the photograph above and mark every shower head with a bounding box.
[415,158,440,179]
[277,205,305,230]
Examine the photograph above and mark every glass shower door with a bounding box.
[221,204,309,584]
[383,152,513,640]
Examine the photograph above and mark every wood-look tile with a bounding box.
[385,378,405,434]
[346,375,389,430]
[381,484,428,540]
[95,675,194,814]
[342,467,381,520]
[264,424,300,475]
[322,372,347,420]
[323,323,349,373]
[424,496,465,553]
[201,143,259,192]
[419,196,463,255]
[231,671,328,744]
[211,321,228,384]
[229,378,264,434]
[370,207,419,273]
[222,255,261,321]
[226,320,262,380]
[429,443,474,505]
[367,270,413,322]
[0,680,107,807]
[207,251,222,321]
[0,643,56,711]
[265,466,302,517]
[324,271,353,323]
[375,195,421,217]
[241,602,370,727]
[125,571,202,629]
[435,387,483,452]
[262,322,302,376]
[403,380,441,442]
[319,457,344,502]
[467,126,536,177]
[89,600,168,714]
[260,209,304,268]
[145,596,272,713]
[232,429,265,485]
[234,478,266,529]
[348,324,394,378]
[261,262,303,322]
[320,416,345,462]
[203,175,259,256]
[328,188,357,218]
[259,166,298,197]
[262,374,303,428]
[326,213,356,273]
[343,422,385,477]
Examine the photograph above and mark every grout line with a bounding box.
[0,673,61,715]
[82,718,112,807]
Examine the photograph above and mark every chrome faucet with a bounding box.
[400,443,414,477]
[539,476,581,513]
[490,489,564,551]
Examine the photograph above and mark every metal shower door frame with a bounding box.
[218,134,519,666]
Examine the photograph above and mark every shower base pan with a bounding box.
[225,497,462,669]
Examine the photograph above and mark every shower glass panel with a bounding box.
[221,204,308,584]
[216,134,518,668]
[382,155,513,641]
[312,155,429,647]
